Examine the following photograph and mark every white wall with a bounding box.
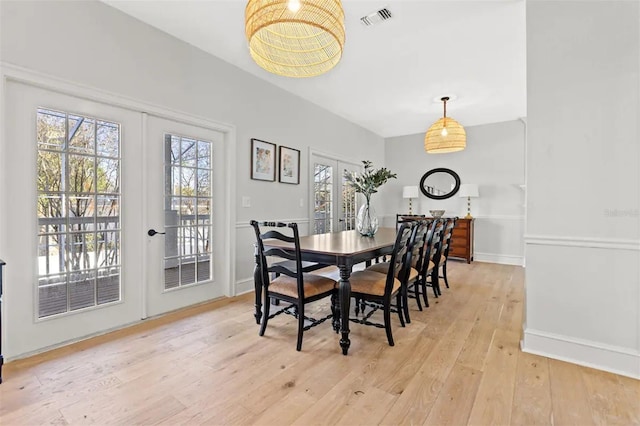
[524,0,640,378]
[0,0,384,300]
[383,120,526,265]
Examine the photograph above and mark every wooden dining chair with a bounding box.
[404,219,436,312]
[439,217,458,289]
[421,219,444,303]
[366,220,426,323]
[251,221,337,351]
[430,218,455,296]
[348,222,414,346]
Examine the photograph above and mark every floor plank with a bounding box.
[510,351,553,426]
[548,358,596,425]
[467,329,520,425]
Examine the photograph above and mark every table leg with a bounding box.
[253,252,262,325]
[331,292,340,333]
[338,266,352,355]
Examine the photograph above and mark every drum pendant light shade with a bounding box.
[245,0,346,78]
[425,97,466,154]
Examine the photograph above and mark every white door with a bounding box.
[310,154,361,233]
[144,115,226,317]
[2,82,144,358]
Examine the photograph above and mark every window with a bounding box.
[341,167,357,230]
[313,163,333,234]
[163,134,212,289]
[37,108,121,318]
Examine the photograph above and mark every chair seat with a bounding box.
[269,273,336,299]
[426,260,435,273]
[366,262,419,282]
[349,270,400,297]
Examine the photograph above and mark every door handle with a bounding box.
[147,229,166,236]
[338,218,345,222]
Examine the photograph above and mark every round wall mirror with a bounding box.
[419,168,461,200]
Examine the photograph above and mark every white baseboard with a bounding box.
[235,277,255,295]
[474,252,524,266]
[522,328,640,379]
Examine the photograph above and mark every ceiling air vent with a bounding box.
[360,8,392,26]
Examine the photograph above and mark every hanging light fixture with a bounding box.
[245,0,346,78]
[424,96,466,153]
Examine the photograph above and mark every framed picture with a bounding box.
[250,138,276,181]
[279,146,300,185]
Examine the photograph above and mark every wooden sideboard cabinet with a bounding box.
[448,218,475,263]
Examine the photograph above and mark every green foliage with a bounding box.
[344,160,397,203]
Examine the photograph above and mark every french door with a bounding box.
[144,115,225,317]
[310,154,361,234]
[1,81,229,358]
[2,82,144,357]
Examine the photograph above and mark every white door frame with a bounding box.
[0,63,237,358]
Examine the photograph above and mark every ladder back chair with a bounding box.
[422,220,444,302]
[348,222,414,346]
[367,220,427,323]
[405,219,436,312]
[430,218,455,296]
[251,221,337,351]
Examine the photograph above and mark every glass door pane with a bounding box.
[36,108,122,318]
[163,134,212,290]
[313,161,333,234]
[339,162,361,231]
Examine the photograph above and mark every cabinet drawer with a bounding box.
[452,228,467,237]
[450,239,467,248]
[455,221,469,229]
[449,246,467,257]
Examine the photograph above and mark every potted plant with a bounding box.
[344,160,397,236]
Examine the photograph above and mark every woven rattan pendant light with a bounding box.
[245,0,346,78]
[424,97,466,153]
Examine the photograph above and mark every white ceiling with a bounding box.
[103,0,527,138]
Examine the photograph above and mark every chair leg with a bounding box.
[431,269,441,297]
[422,277,429,308]
[259,293,271,336]
[296,302,304,351]
[443,262,450,288]
[421,276,429,307]
[384,304,395,346]
[396,293,405,327]
[413,280,423,312]
[402,285,411,324]
[355,296,360,315]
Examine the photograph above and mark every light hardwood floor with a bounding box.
[1,262,638,425]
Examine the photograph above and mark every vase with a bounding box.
[356,202,379,237]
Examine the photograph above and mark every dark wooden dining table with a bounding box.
[253,227,397,355]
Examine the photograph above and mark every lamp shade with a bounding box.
[424,117,467,153]
[245,0,346,78]
[424,96,466,154]
[458,184,479,198]
[402,186,419,198]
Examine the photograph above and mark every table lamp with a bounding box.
[458,184,479,218]
[402,186,419,214]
